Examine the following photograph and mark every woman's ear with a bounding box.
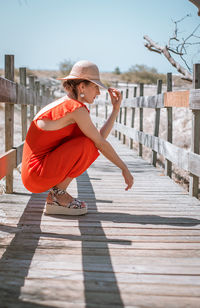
[77,82,85,94]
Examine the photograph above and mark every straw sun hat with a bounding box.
[57,60,107,90]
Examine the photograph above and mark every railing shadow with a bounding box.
[76,172,126,308]
[0,192,53,308]
[0,172,200,307]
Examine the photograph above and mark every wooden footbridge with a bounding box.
[1,55,200,307]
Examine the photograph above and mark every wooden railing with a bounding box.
[92,65,200,199]
[0,55,54,193]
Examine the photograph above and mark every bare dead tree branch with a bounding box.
[168,14,191,46]
[189,0,200,16]
[144,35,193,81]
[144,11,200,82]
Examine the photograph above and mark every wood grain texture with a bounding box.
[92,116,200,177]
[0,136,200,307]
[0,77,17,103]
[189,64,200,197]
[164,90,189,107]
[0,149,16,180]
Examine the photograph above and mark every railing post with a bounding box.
[125,87,129,100]
[130,86,137,149]
[46,87,51,104]
[35,80,41,113]
[20,67,27,141]
[189,64,200,197]
[118,107,122,140]
[41,84,46,107]
[115,92,118,137]
[165,73,173,177]
[123,89,128,144]
[139,83,144,157]
[152,80,162,166]
[105,92,108,120]
[5,55,15,193]
[95,102,98,128]
[118,90,123,140]
[28,75,35,122]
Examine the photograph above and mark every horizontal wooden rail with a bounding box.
[0,54,54,193]
[0,77,17,103]
[93,64,200,199]
[0,149,16,180]
[0,76,49,107]
[91,115,200,178]
[95,89,200,109]
[0,142,24,180]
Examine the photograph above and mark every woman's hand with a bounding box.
[108,88,122,112]
[122,167,134,191]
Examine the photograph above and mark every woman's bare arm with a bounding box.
[100,88,122,139]
[72,107,134,190]
[100,109,118,139]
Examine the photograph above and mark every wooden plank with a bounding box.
[122,106,127,144]
[91,114,199,179]
[5,55,14,193]
[19,67,27,141]
[0,77,17,103]
[130,86,136,149]
[13,142,24,165]
[0,149,16,180]
[0,135,200,308]
[139,83,144,157]
[35,80,41,113]
[41,84,48,106]
[118,107,122,140]
[189,63,200,197]
[1,279,200,298]
[152,79,162,166]
[164,90,189,107]
[123,93,164,108]
[189,151,200,177]
[108,122,191,171]
[17,83,26,105]
[28,76,35,121]
[95,88,200,110]
[165,72,173,178]
[190,88,200,110]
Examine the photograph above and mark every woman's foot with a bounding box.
[45,186,87,215]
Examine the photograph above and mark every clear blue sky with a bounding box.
[0,0,199,73]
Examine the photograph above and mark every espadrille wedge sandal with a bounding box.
[44,187,87,215]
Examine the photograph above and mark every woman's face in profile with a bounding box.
[81,82,100,104]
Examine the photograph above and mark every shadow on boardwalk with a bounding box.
[0,171,200,307]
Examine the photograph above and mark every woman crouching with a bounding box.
[21,60,134,215]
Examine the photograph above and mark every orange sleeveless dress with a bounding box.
[21,96,99,193]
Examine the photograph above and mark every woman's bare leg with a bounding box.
[46,175,86,210]
[50,176,87,207]
[51,177,75,205]
[55,177,74,190]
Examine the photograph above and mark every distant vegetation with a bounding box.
[115,64,166,84]
[113,66,121,75]
[59,59,75,76]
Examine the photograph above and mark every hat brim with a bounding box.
[57,75,107,90]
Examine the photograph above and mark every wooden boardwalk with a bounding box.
[1,135,200,308]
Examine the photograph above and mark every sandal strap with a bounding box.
[49,188,85,209]
[67,199,83,209]
[51,186,66,196]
